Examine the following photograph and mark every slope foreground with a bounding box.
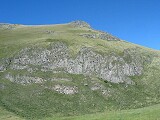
[0,21,160,119]
[1,104,160,120]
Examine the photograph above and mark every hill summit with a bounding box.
[70,20,91,28]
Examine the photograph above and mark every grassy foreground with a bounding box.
[46,104,160,120]
[1,104,160,120]
[0,107,24,120]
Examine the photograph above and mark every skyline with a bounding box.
[0,0,160,50]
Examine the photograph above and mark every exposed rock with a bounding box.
[80,32,120,41]
[98,32,120,41]
[67,48,139,84]
[10,64,28,70]
[90,81,112,97]
[5,73,44,85]
[50,84,78,94]
[91,83,105,91]
[0,23,19,30]
[0,65,6,72]
[0,84,5,90]
[50,78,71,81]
[0,58,11,72]
[2,42,148,84]
[70,20,91,28]
[13,42,69,67]
[80,34,97,39]
[44,30,54,34]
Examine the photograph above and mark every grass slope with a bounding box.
[0,22,160,119]
[0,107,23,120]
[1,104,160,120]
[0,23,157,58]
[53,104,160,120]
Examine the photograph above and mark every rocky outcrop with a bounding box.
[90,82,112,96]
[4,42,146,84]
[0,23,20,30]
[0,58,11,72]
[13,43,69,66]
[48,84,78,94]
[70,20,91,28]
[98,32,120,41]
[5,73,44,85]
[69,20,120,41]
[67,48,141,84]
[44,30,54,34]
[80,34,97,39]
[80,32,120,41]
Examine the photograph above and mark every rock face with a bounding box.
[5,73,44,85]
[0,23,19,30]
[49,84,78,94]
[67,47,143,84]
[80,32,120,41]
[0,58,11,72]
[44,30,54,34]
[70,20,91,28]
[98,32,120,41]
[70,21,120,41]
[2,42,147,84]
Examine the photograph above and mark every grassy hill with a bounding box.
[48,104,160,120]
[1,104,160,120]
[0,21,160,119]
[0,106,23,120]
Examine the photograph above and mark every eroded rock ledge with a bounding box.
[0,42,149,85]
[0,23,20,30]
[70,20,91,28]
[0,42,146,84]
[80,32,120,41]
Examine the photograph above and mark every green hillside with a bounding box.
[1,104,160,120]
[0,21,160,119]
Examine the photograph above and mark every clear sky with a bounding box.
[0,0,160,50]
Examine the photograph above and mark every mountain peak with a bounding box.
[70,20,91,28]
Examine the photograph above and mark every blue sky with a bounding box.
[0,0,160,50]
